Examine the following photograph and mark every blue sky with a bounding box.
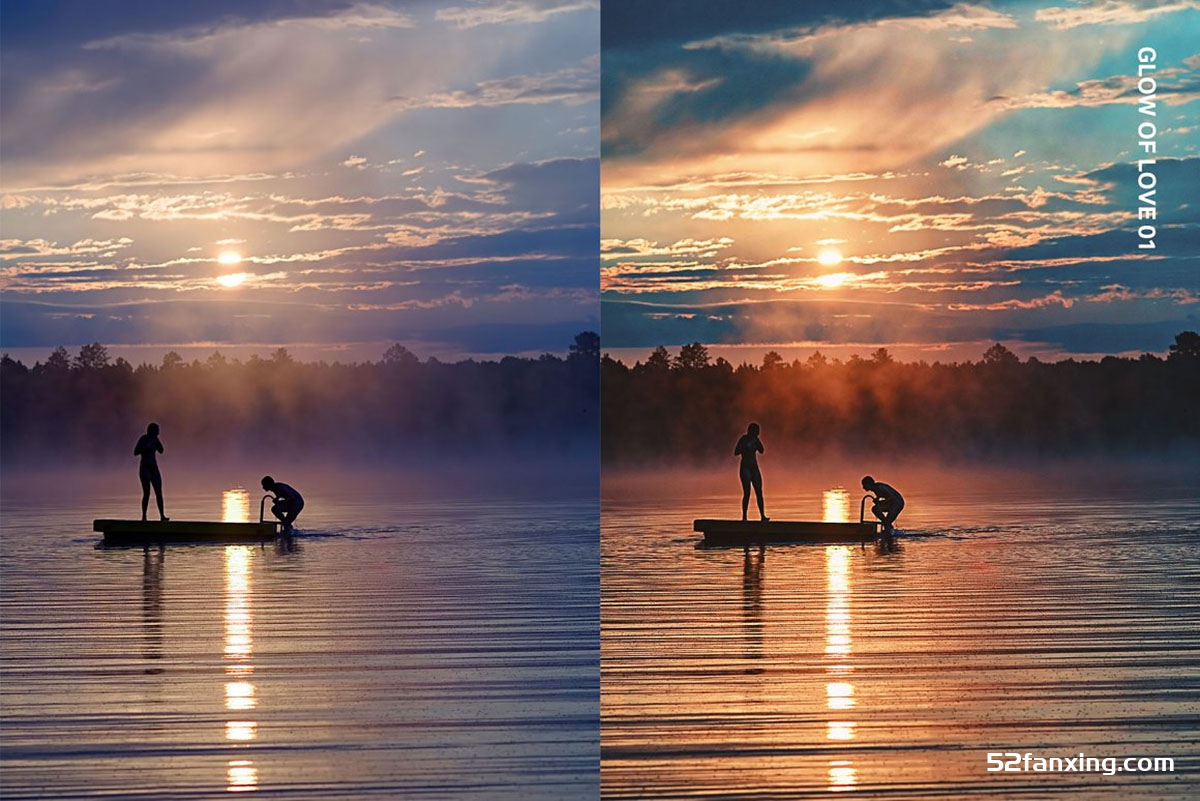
[1,0,599,362]
[601,0,1200,361]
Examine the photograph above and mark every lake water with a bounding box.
[1,464,598,799]
[601,461,1200,799]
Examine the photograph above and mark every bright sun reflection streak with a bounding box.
[829,760,858,792]
[224,546,258,791]
[222,489,251,523]
[227,760,258,793]
[822,489,851,523]
[218,251,242,265]
[217,273,248,288]
[825,546,856,791]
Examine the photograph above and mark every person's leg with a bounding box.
[752,471,766,520]
[280,504,300,532]
[740,471,751,520]
[151,467,166,520]
[887,503,902,533]
[881,506,898,535]
[140,466,151,521]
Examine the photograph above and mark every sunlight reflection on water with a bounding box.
[824,546,856,792]
[822,489,851,523]
[222,489,251,524]
[224,546,258,790]
[1,470,598,800]
[601,465,1200,800]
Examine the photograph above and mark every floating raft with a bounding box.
[94,519,278,545]
[694,519,879,545]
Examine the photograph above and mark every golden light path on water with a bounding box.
[223,490,258,792]
[1,472,600,798]
[823,483,858,790]
[825,544,856,792]
[600,467,1200,798]
[223,488,251,524]
[822,488,851,524]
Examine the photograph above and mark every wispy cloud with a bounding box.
[436,0,597,29]
[1035,0,1200,30]
[391,59,598,111]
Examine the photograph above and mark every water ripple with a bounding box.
[2,476,599,799]
[601,470,1200,799]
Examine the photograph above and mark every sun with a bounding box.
[817,248,842,266]
[816,272,851,288]
[217,272,247,288]
[218,250,242,266]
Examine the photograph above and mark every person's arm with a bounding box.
[756,438,764,453]
[156,438,164,454]
[734,437,743,456]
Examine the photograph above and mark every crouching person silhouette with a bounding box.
[862,475,903,538]
[262,476,304,533]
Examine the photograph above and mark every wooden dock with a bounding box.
[694,519,879,546]
[94,519,278,545]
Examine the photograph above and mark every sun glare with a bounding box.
[816,272,851,289]
[218,251,243,266]
[218,273,248,288]
[818,248,843,266]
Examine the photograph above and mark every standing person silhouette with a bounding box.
[262,476,304,533]
[134,423,168,521]
[734,422,768,522]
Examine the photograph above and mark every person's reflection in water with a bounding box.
[142,546,164,675]
[875,536,902,555]
[274,535,303,555]
[742,545,765,671]
[134,423,168,521]
[734,423,768,522]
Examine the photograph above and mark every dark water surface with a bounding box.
[2,466,598,799]
[601,462,1200,799]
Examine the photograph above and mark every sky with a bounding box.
[1,0,599,364]
[601,0,1200,362]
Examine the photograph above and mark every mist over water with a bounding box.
[601,459,1200,799]
[1,462,599,799]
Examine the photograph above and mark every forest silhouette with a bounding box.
[1,333,599,466]
[602,332,1200,464]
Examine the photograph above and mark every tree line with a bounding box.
[601,332,1200,464]
[1,333,599,466]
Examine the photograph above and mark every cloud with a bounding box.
[601,237,733,260]
[0,237,134,261]
[436,0,597,29]
[686,2,1016,53]
[602,3,1104,189]
[948,291,1075,311]
[390,59,598,111]
[477,157,599,220]
[995,62,1200,110]
[1,3,575,189]
[1035,0,1200,30]
[1088,284,1200,304]
[2,7,416,187]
